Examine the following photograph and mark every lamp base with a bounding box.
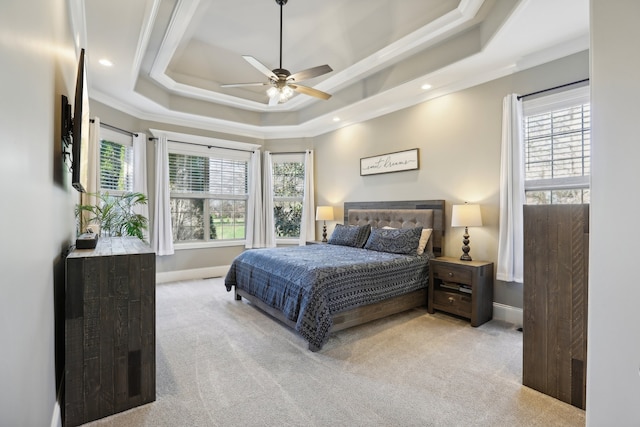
[322,223,328,243]
[459,226,472,261]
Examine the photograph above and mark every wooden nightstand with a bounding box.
[428,257,494,327]
[305,240,326,245]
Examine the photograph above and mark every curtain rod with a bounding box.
[148,137,256,153]
[269,151,309,155]
[90,119,138,137]
[517,78,589,100]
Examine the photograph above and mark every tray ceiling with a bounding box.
[75,0,589,138]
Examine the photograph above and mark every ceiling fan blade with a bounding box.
[220,82,268,88]
[288,65,333,82]
[242,55,277,80]
[289,84,332,100]
[268,92,280,106]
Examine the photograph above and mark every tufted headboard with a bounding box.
[344,200,445,257]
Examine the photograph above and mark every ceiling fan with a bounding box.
[221,0,332,106]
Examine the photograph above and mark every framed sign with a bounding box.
[360,148,419,176]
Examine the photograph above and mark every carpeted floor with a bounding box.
[84,278,585,427]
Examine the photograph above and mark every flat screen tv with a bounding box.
[71,48,90,192]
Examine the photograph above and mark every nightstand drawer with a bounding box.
[432,264,473,285]
[433,290,472,316]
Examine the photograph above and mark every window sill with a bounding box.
[173,240,246,250]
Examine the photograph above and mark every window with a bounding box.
[168,142,249,244]
[523,86,590,205]
[99,127,133,194]
[271,153,305,240]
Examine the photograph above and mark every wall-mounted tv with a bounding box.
[71,48,90,192]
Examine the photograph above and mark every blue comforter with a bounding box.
[224,244,430,350]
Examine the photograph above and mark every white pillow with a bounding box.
[416,228,433,255]
[382,226,432,255]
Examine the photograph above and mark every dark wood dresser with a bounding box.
[523,204,588,409]
[65,237,156,426]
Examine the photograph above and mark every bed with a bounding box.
[224,200,445,351]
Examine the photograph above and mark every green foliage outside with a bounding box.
[76,192,148,240]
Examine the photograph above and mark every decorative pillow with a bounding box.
[416,228,433,255]
[328,224,371,248]
[364,226,423,255]
[382,226,432,255]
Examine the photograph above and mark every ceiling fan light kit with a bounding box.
[221,0,332,106]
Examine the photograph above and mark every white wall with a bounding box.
[0,0,77,425]
[587,1,640,424]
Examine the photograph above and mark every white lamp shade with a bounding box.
[451,204,483,227]
[316,206,334,221]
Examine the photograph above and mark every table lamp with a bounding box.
[451,203,483,261]
[315,206,334,242]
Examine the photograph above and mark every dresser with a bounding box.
[65,237,156,426]
[523,204,589,409]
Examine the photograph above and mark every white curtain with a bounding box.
[79,117,101,233]
[496,94,525,283]
[263,151,276,248]
[245,149,265,248]
[133,132,150,239]
[152,136,174,256]
[299,150,315,245]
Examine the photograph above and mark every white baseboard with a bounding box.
[156,265,231,284]
[492,302,523,327]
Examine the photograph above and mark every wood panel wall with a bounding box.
[65,237,155,426]
[523,204,588,409]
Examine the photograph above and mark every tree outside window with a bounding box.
[272,158,305,239]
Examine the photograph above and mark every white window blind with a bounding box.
[167,146,249,242]
[169,154,248,197]
[99,128,133,192]
[523,86,590,204]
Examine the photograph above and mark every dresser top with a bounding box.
[68,236,154,258]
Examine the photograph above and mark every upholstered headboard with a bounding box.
[344,200,445,257]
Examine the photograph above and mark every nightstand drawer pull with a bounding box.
[448,297,454,304]
[448,272,453,277]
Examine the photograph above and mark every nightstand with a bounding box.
[428,257,494,327]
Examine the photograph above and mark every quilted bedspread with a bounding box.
[224,244,430,351]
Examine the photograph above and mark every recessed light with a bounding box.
[421,83,432,90]
[333,117,341,122]
[99,58,113,67]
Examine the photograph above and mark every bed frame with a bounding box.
[234,200,445,350]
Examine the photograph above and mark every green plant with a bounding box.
[76,192,149,240]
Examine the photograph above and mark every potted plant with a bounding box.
[76,192,149,240]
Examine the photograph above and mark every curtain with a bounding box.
[133,132,150,240]
[79,117,101,233]
[496,94,525,283]
[245,149,265,248]
[152,136,174,256]
[299,150,315,245]
[263,151,276,248]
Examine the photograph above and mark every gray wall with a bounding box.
[91,51,589,307]
[0,0,78,425]
[313,50,589,308]
[587,1,640,424]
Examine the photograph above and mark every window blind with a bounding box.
[524,103,590,185]
[100,139,133,191]
[169,153,248,197]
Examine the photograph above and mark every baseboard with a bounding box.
[492,302,523,327]
[156,265,231,284]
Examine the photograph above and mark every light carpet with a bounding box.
[83,278,585,427]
